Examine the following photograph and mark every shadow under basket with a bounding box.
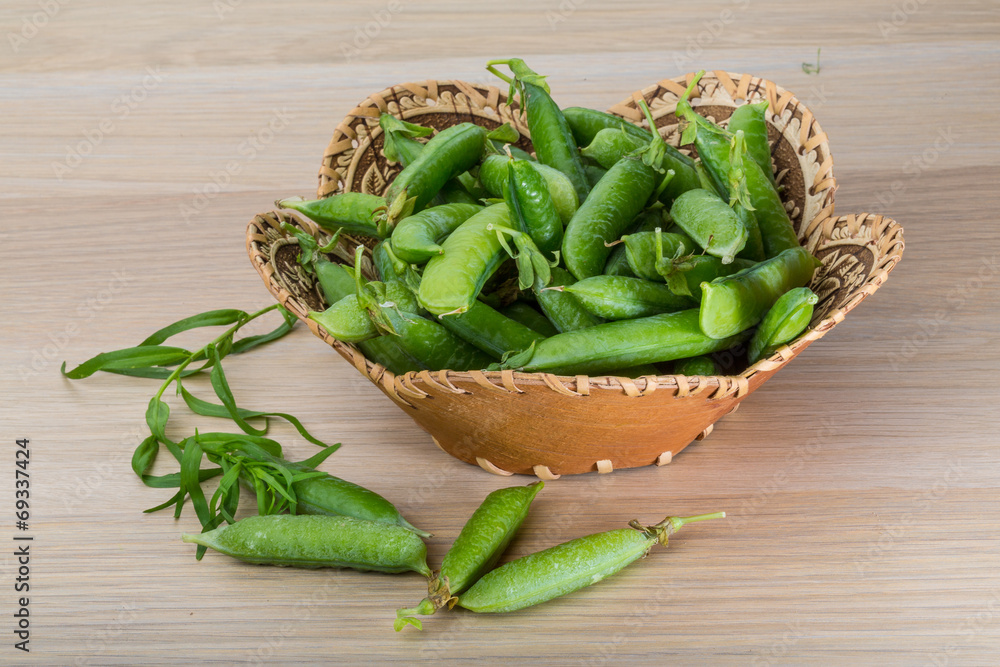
[246,72,905,478]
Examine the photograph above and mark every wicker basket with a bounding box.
[246,72,904,478]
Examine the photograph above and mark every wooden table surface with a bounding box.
[4,1,999,664]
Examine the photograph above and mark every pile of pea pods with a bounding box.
[279,59,821,378]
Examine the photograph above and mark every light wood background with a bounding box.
[3,1,999,664]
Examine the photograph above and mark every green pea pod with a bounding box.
[487,59,589,202]
[563,106,656,147]
[584,164,607,188]
[581,128,699,203]
[675,355,719,376]
[379,113,432,165]
[624,230,697,282]
[305,253,426,374]
[313,257,357,307]
[390,203,482,264]
[748,287,818,364]
[382,308,494,371]
[556,275,693,321]
[182,514,431,576]
[437,300,547,359]
[743,156,801,258]
[562,106,697,173]
[604,208,671,277]
[278,193,387,238]
[456,512,724,613]
[505,159,563,259]
[502,309,748,376]
[234,445,431,537]
[417,204,510,316]
[384,122,487,213]
[699,247,820,339]
[677,92,798,258]
[562,157,657,280]
[535,266,604,333]
[501,301,560,337]
[478,154,578,226]
[669,189,748,264]
[658,254,756,301]
[726,101,775,186]
[395,482,544,630]
[308,295,376,343]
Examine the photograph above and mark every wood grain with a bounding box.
[2,1,999,663]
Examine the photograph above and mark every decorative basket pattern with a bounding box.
[247,73,904,478]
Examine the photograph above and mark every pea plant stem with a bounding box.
[153,303,282,401]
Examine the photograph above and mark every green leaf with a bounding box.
[189,433,283,458]
[298,444,340,469]
[146,397,169,439]
[208,345,267,437]
[61,346,191,379]
[229,307,297,354]
[180,439,212,533]
[139,309,248,346]
[139,467,222,489]
[180,386,270,429]
[131,435,159,479]
[486,122,520,145]
[104,366,205,380]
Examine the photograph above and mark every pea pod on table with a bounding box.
[234,443,431,537]
[456,512,724,613]
[395,482,544,631]
[699,246,821,339]
[487,58,590,202]
[748,286,818,364]
[182,514,431,576]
